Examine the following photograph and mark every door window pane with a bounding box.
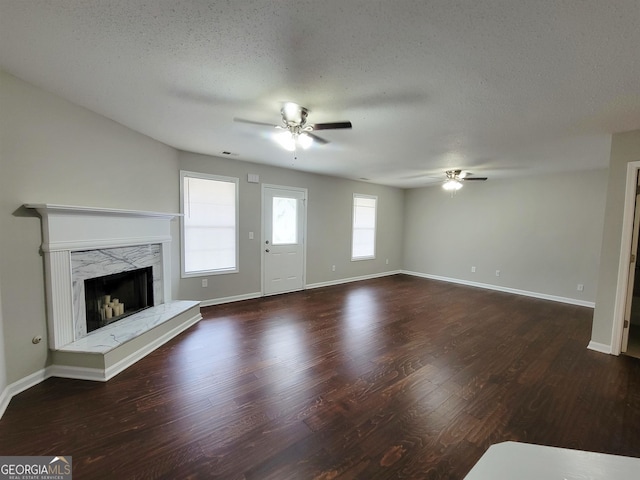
[272,197,297,245]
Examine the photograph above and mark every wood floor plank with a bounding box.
[1,275,639,478]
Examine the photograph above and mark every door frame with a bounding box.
[612,160,640,354]
[621,171,640,353]
[260,183,308,296]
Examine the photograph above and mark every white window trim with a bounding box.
[351,193,377,261]
[180,170,239,278]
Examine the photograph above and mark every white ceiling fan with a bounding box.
[234,102,352,151]
[443,169,488,191]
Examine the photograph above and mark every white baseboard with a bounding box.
[200,292,262,307]
[201,272,401,303]
[0,368,50,419]
[46,365,106,382]
[402,271,596,308]
[587,341,613,354]
[306,270,401,290]
[0,387,9,419]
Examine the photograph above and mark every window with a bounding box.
[352,194,377,260]
[180,171,239,277]
[272,196,298,245]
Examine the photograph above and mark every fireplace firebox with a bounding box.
[84,267,154,333]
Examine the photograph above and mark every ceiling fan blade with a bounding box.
[310,121,352,130]
[307,132,329,145]
[462,177,488,181]
[233,117,279,128]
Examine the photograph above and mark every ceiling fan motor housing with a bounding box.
[282,102,308,127]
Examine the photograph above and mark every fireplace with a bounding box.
[25,203,177,349]
[85,266,154,333]
[25,204,202,382]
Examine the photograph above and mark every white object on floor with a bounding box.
[464,441,640,479]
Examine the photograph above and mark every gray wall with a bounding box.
[0,71,180,384]
[0,290,6,399]
[403,169,608,303]
[592,130,640,347]
[178,152,405,302]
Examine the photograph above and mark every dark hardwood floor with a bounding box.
[1,275,639,479]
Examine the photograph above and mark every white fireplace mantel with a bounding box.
[25,204,181,349]
[25,204,180,252]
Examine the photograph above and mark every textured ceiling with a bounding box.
[1,1,639,188]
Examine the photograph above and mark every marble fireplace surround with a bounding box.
[26,204,201,381]
[71,244,163,339]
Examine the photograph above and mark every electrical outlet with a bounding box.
[385,258,389,265]
[471,266,476,273]
[249,231,254,240]
[202,278,208,288]
[332,265,336,272]
[495,270,500,277]
[577,284,584,292]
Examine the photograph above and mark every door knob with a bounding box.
[265,249,270,253]
[265,240,270,244]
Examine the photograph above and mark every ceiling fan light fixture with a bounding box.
[273,130,314,151]
[298,132,313,149]
[273,130,296,151]
[443,178,463,191]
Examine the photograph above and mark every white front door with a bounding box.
[262,185,307,296]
